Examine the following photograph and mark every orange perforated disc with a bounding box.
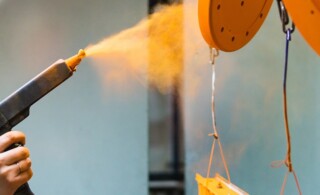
[198,0,273,52]
[283,0,320,55]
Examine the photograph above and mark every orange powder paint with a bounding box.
[85,4,204,93]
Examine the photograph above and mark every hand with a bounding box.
[0,131,33,195]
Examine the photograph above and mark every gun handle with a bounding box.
[14,183,34,195]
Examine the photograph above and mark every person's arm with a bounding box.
[0,131,33,195]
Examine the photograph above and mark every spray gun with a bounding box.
[0,49,86,195]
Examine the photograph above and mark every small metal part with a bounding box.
[65,49,86,71]
[209,47,219,64]
[276,0,295,34]
[276,0,289,27]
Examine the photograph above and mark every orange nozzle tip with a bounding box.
[78,49,86,59]
[66,49,86,71]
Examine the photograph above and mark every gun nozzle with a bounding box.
[78,49,86,59]
[66,49,86,71]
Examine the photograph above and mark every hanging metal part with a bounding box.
[198,0,273,52]
[281,0,320,55]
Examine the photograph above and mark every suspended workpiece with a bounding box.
[196,0,311,194]
[196,0,273,194]
[282,0,320,55]
[198,0,273,51]
[196,174,248,195]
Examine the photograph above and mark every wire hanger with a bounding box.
[206,47,231,183]
[272,1,302,194]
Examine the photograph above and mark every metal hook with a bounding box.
[276,0,295,33]
[209,47,219,65]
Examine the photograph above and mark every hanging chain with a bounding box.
[275,1,302,194]
[206,48,231,183]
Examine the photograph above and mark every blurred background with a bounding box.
[0,0,319,194]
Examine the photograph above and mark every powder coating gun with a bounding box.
[0,49,86,195]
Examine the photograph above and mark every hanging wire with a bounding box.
[274,1,302,194]
[206,47,231,183]
[279,28,302,195]
[283,30,292,173]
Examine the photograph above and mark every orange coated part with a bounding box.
[283,0,320,55]
[198,0,273,52]
[196,173,249,195]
